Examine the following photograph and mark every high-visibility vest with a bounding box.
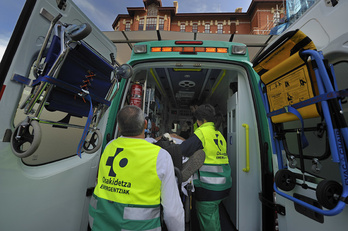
[193,122,232,192]
[90,137,162,231]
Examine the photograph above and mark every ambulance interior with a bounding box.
[120,61,241,139]
[118,60,262,228]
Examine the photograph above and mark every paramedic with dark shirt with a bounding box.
[89,105,184,231]
[180,104,232,231]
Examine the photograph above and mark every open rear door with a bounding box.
[0,1,119,230]
[254,30,348,231]
[224,71,263,230]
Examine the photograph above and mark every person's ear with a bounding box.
[144,119,148,129]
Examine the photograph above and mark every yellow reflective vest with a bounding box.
[94,137,161,205]
[90,137,163,231]
[194,122,232,194]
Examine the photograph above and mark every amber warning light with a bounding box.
[150,47,228,53]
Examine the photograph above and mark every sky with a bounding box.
[0,0,252,61]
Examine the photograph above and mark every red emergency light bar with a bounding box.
[175,41,203,45]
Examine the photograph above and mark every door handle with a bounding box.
[242,123,250,172]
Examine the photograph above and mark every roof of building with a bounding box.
[112,0,284,29]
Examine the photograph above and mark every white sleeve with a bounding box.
[157,149,185,231]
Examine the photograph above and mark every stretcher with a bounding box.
[255,30,348,218]
[11,13,132,158]
[154,134,205,230]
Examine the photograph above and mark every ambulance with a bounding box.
[0,0,347,230]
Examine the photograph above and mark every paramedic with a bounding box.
[89,105,184,231]
[180,104,232,231]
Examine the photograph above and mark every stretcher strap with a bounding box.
[76,94,93,158]
[12,74,111,106]
[284,106,309,148]
[267,88,348,118]
[34,75,111,106]
[12,74,32,86]
[268,88,348,149]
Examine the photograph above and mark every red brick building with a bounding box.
[112,0,285,35]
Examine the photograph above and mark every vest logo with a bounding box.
[106,148,128,177]
[102,148,132,195]
[102,177,132,188]
[214,134,227,160]
[214,134,223,151]
[100,177,132,195]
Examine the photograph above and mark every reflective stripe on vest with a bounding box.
[200,165,223,173]
[123,207,160,220]
[89,194,161,231]
[194,166,228,185]
[200,176,226,184]
[122,227,161,231]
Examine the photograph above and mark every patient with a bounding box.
[146,133,205,182]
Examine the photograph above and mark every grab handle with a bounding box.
[242,124,250,172]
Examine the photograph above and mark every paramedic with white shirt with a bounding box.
[89,105,184,231]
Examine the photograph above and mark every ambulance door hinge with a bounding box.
[86,187,95,197]
[259,192,286,216]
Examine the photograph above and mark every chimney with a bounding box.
[173,1,178,13]
[235,7,242,13]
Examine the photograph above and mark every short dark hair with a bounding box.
[195,104,215,123]
[194,104,222,130]
[117,105,145,136]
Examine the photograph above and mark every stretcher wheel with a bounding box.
[275,169,296,191]
[83,130,102,154]
[11,120,41,158]
[316,180,342,209]
[67,23,92,41]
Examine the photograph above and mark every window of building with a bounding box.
[192,24,198,33]
[180,24,186,32]
[147,17,157,30]
[217,23,223,34]
[139,19,144,30]
[159,18,164,30]
[125,22,131,31]
[147,4,158,16]
[205,23,210,33]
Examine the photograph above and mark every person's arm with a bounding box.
[157,149,185,231]
[179,134,203,157]
[169,133,186,141]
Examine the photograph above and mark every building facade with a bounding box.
[112,0,285,35]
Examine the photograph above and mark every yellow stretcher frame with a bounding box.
[254,30,317,75]
[254,30,321,123]
[262,52,320,123]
